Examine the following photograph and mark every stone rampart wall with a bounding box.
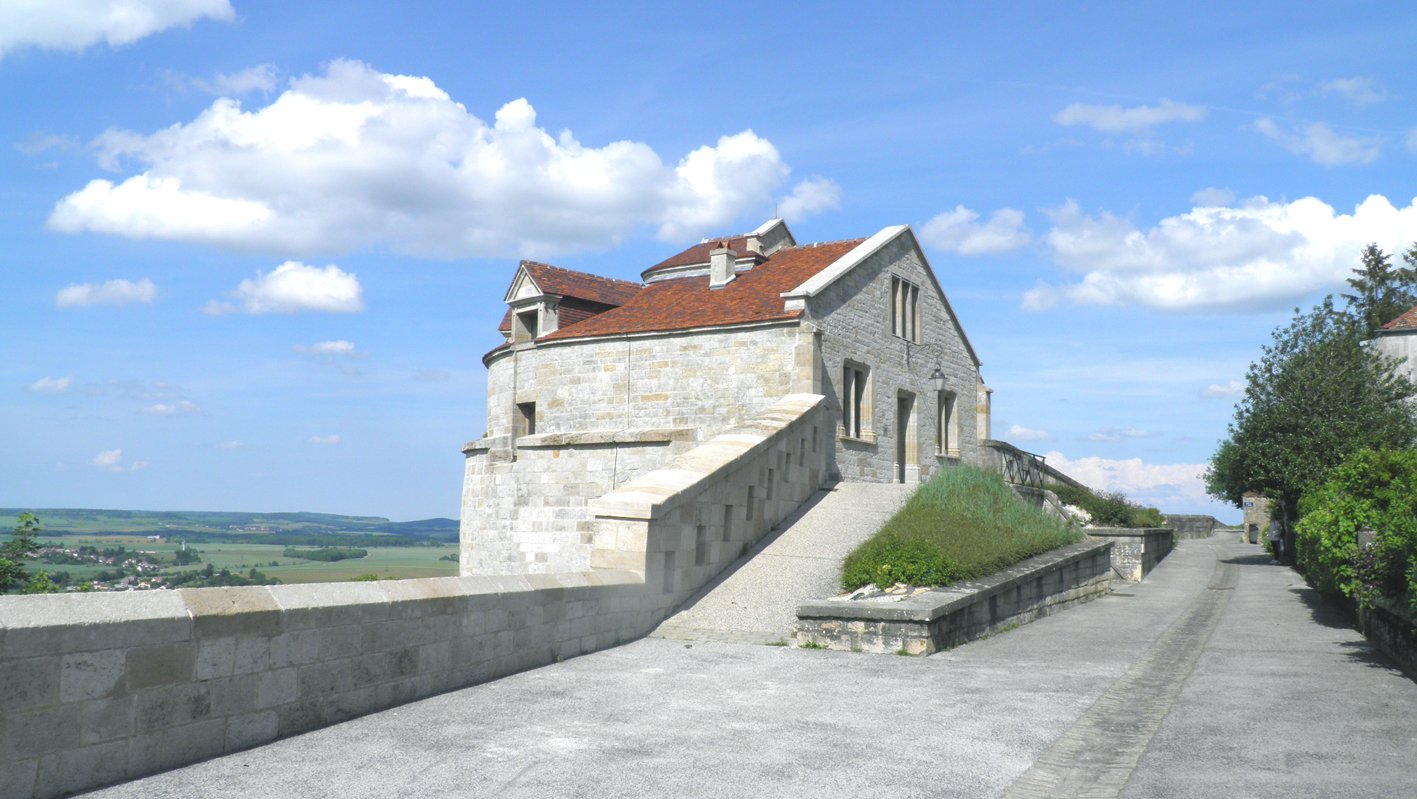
[1358,596,1417,681]
[1085,527,1174,582]
[794,539,1114,655]
[1,394,831,799]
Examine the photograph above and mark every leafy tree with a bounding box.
[22,571,60,595]
[1342,243,1417,338]
[1205,298,1417,524]
[0,513,42,591]
[1295,448,1417,610]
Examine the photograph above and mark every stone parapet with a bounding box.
[794,539,1114,655]
[0,571,650,799]
[1085,527,1175,582]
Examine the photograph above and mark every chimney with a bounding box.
[709,242,736,289]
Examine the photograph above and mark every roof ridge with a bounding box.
[520,259,643,287]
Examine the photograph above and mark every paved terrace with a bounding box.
[84,536,1417,798]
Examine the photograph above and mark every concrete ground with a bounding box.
[652,481,916,644]
[83,536,1417,798]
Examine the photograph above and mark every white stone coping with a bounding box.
[587,393,826,521]
[0,570,646,650]
[514,428,696,448]
[780,224,909,300]
[796,539,1112,624]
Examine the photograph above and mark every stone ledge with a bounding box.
[515,428,696,449]
[795,539,1113,654]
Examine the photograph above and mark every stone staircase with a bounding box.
[650,481,917,645]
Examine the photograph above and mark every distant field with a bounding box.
[28,536,459,584]
[1,508,458,541]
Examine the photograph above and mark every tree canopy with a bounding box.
[1342,243,1417,338]
[1205,293,1417,521]
[0,513,41,592]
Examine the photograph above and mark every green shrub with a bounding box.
[841,466,1081,591]
[1051,483,1162,528]
[1296,448,1417,609]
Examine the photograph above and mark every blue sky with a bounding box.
[5,1,1416,522]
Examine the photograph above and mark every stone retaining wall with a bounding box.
[1358,596,1417,680]
[794,539,1113,655]
[0,394,832,799]
[1085,527,1174,582]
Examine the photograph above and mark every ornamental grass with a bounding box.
[840,466,1081,591]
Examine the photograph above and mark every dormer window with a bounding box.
[512,308,539,343]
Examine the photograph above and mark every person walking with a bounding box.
[1267,519,1283,563]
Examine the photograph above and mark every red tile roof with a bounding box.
[498,261,642,332]
[1382,304,1417,331]
[519,260,642,306]
[642,235,768,277]
[540,239,864,341]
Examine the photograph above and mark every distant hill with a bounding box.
[0,508,459,543]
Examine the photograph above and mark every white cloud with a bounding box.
[205,261,363,315]
[1087,428,1153,442]
[308,434,341,445]
[27,376,72,393]
[777,177,840,220]
[1005,424,1050,442]
[55,277,156,308]
[1025,194,1417,313]
[1190,187,1235,207]
[1317,76,1387,108]
[168,64,279,96]
[214,440,243,449]
[1200,380,1244,398]
[293,340,355,356]
[1053,99,1205,135]
[48,60,806,258]
[15,132,79,155]
[0,0,233,58]
[1254,118,1380,166]
[1045,451,1209,510]
[92,448,122,471]
[920,206,1032,256]
[144,399,197,415]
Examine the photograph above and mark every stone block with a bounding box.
[0,591,190,658]
[3,704,79,760]
[257,666,298,709]
[208,673,258,716]
[35,739,128,799]
[0,758,37,799]
[80,696,135,745]
[225,710,278,752]
[195,636,237,680]
[60,649,127,703]
[182,587,282,639]
[269,629,320,668]
[126,643,196,690]
[0,656,59,712]
[134,682,211,729]
[233,636,270,675]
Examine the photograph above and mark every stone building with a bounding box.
[1371,303,1417,384]
[461,219,991,575]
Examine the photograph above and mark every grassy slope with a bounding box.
[841,466,1081,591]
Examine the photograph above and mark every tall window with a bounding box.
[842,363,869,439]
[515,401,537,437]
[936,391,957,457]
[891,276,920,342]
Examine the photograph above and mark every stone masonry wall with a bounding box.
[1084,527,1175,582]
[0,395,833,799]
[807,234,982,482]
[587,393,832,610]
[795,539,1114,655]
[464,325,801,575]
